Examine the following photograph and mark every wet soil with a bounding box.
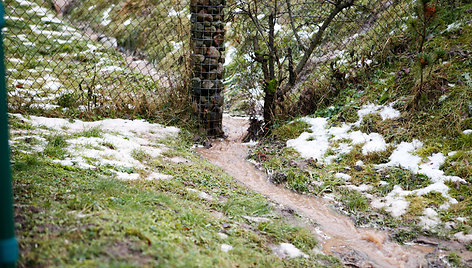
[197,116,450,268]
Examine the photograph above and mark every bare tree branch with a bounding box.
[286,0,306,51]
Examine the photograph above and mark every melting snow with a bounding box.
[419,208,440,230]
[220,244,233,252]
[287,103,397,162]
[217,233,228,239]
[187,188,215,201]
[271,243,309,259]
[10,114,179,180]
[287,103,466,221]
[454,232,472,243]
[371,185,410,217]
[101,5,115,26]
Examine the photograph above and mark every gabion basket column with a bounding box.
[190,0,225,137]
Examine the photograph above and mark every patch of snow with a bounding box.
[242,216,272,223]
[271,243,309,259]
[41,13,62,24]
[454,232,472,243]
[123,18,132,26]
[217,233,228,239]
[287,118,329,161]
[100,65,123,73]
[221,244,233,252]
[419,208,440,230]
[168,8,184,16]
[335,173,351,181]
[355,160,365,166]
[463,129,472,135]
[323,193,336,201]
[379,105,400,120]
[145,172,173,180]
[29,103,60,110]
[448,151,457,157]
[376,140,423,173]
[224,45,236,66]
[371,185,410,217]
[345,184,372,192]
[9,58,23,64]
[274,23,282,33]
[101,5,115,26]
[115,172,140,180]
[187,188,215,201]
[9,114,179,177]
[446,22,461,32]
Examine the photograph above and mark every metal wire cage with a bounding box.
[190,0,226,137]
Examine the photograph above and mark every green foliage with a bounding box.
[131,148,150,162]
[272,119,311,142]
[43,135,68,159]
[267,79,278,94]
[344,190,369,212]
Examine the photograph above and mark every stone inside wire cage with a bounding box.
[190,0,226,137]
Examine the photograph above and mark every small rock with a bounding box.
[207,46,221,58]
[353,165,363,171]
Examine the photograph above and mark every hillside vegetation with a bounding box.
[4,0,472,266]
[248,0,472,259]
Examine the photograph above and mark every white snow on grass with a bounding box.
[10,114,179,180]
[187,188,215,201]
[123,18,132,26]
[373,141,465,217]
[101,5,115,26]
[344,184,373,192]
[371,185,410,217]
[454,232,472,243]
[335,173,351,181]
[419,208,440,230]
[463,129,472,135]
[220,244,233,253]
[376,140,423,173]
[287,103,396,162]
[271,243,309,259]
[287,103,467,223]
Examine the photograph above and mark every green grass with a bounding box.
[11,133,341,267]
[245,3,472,260]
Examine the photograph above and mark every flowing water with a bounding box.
[197,116,434,268]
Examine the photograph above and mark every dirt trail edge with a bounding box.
[197,116,435,268]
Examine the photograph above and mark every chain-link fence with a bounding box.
[224,0,416,117]
[4,0,418,131]
[4,0,190,120]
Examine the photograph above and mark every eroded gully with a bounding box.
[197,116,434,268]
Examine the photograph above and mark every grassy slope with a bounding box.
[248,0,472,251]
[10,116,340,267]
[5,0,338,266]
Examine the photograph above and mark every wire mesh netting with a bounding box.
[4,0,190,120]
[4,0,417,133]
[190,0,226,136]
[224,0,416,116]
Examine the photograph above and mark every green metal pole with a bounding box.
[0,2,18,267]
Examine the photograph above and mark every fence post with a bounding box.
[190,0,225,137]
[0,2,19,267]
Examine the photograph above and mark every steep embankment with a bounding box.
[239,2,472,267]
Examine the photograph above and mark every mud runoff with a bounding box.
[197,116,436,268]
